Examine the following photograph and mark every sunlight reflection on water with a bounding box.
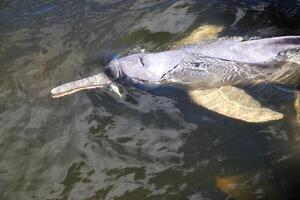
[1,0,300,199]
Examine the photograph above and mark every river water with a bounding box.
[1,0,300,199]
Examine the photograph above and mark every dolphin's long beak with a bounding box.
[51,73,112,98]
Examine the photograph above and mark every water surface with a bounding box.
[1,0,300,199]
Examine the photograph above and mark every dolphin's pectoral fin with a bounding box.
[188,86,283,123]
[51,73,112,98]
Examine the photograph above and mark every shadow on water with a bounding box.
[1,0,300,199]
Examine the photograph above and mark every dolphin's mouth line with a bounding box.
[51,73,112,98]
[51,84,108,98]
[51,77,160,99]
[51,75,160,98]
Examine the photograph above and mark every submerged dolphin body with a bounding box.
[51,36,300,122]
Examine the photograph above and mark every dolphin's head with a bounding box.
[105,53,147,80]
[104,51,185,83]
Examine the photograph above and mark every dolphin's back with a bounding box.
[185,36,300,63]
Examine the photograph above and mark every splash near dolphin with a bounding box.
[51,36,300,122]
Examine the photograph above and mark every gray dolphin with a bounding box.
[103,36,300,85]
[51,36,300,122]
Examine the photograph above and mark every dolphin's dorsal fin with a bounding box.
[188,86,283,123]
[183,36,300,63]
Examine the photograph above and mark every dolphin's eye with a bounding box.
[140,57,145,66]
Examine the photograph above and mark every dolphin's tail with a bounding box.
[276,48,300,63]
[51,73,112,98]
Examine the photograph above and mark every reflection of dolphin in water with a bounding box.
[51,36,300,122]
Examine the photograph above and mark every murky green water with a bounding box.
[1,0,300,199]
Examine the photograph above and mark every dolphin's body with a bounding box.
[104,36,300,88]
[51,36,300,122]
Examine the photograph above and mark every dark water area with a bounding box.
[1,0,300,199]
